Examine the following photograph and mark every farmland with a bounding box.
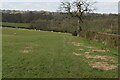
[2,22,30,28]
[2,27,118,78]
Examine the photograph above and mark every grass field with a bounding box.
[2,22,29,28]
[0,27,2,79]
[2,27,118,78]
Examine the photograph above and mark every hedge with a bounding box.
[79,31,120,49]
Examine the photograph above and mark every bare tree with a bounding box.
[58,0,96,36]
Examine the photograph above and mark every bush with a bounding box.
[79,31,120,49]
[30,18,77,33]
[72,31,77,36]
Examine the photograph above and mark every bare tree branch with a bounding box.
[58,0,96,36]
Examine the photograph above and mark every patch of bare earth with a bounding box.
[73,52,82,56]
[89,62,117,70]
[71,42,83,46]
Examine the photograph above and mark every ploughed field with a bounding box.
[2,27,118,78]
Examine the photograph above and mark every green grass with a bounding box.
[2,27,118,78]
[0,27,2,79]
[2,22,30,28]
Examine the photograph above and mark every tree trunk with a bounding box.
[77,19,82,36]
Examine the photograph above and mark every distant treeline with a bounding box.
[1,10,118,34]
[2,10,54,23]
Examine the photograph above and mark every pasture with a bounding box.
[2,27,118,78]
[2,22,29,28]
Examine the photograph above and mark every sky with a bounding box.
[0,0,119,14]
[119,2,120,13]
[0,0,119,2]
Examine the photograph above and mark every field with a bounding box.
[2,22,30,28]
[0,27,2,79]
[2,27,118,78]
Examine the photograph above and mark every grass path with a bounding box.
[2,27,118,78]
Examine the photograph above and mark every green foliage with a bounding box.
[81,14,118,34]
[30,18,77,33]
[2,10,54,23]
[30,19,49,30]
[30,13,118,34]
[79,31,120,49]
[2,10,118,34]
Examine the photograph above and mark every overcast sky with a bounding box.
[0,0,119,2]
[0,0,119,14]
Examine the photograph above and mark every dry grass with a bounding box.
[71,42,83,46]
[72,52,82,56]
[20,46,32,53]
[84,52,91,54]
[71,41,117,71]
[86,46,96,49]
[21,50,30,53]
[89,62,117,70]
[77,48,85,51]
[85,55,107,60]
[91,50,110,53]
[25,46,32,49]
